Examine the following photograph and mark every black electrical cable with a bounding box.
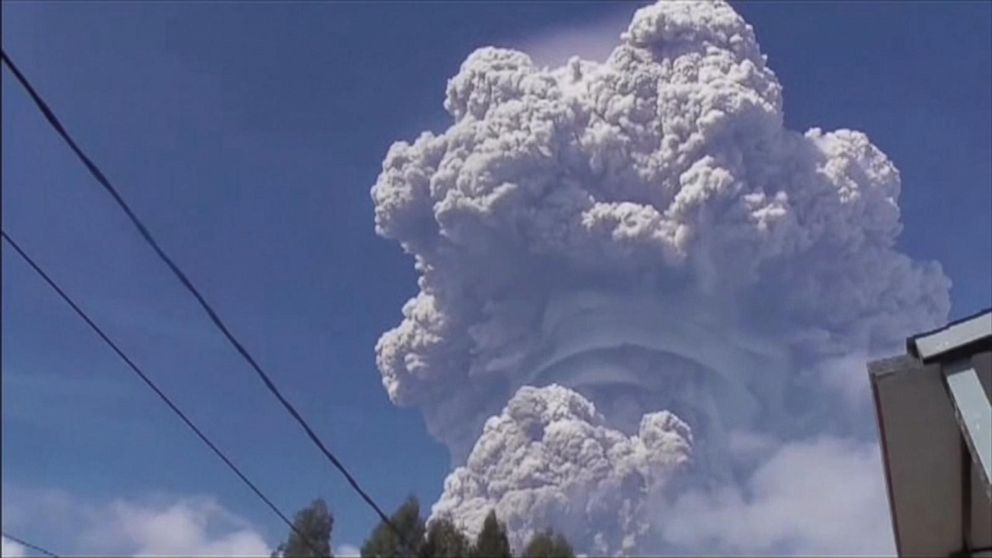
[1,531,60,558]
[1,231,326,558]
[1,48,410,554]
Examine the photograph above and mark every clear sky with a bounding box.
[2,1,990,555]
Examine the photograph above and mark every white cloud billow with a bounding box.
[81,498,270,556]
[513,8,631,67]
[336,543,361,557]
[433,385,691,554]
[661,437,894,556]
[1,538,25,558]
[2,487,271,557]
[370,0,948,554]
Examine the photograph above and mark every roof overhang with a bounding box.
[870,310,992,557]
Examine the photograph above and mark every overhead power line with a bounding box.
[1,231,325,558]
[1,531,60,558]
[0,50,410,551]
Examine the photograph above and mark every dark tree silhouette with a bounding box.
[470,511,511,558]
[521,530,574,558]
[418,517,472,558]
[361,496,426,558]
[272,498,333,558]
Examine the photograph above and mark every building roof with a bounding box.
[908,309,992,363]
[870,310,991,557]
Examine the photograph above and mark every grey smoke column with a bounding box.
[432,384,692,554]
[370,0,950,553]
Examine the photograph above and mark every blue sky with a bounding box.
[2,1,990,554]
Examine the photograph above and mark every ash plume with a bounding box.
[370,0,950,554]
[432,385,691,554]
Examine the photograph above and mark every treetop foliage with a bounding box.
[278,497,574,558]
[520,529,575,558]
[361,496,425,558]
[470,510,512,558]
[273,498,334,558]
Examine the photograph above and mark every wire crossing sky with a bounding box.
[1,50,412,555]
[0,230,326,558]
[1,531,60,558]
[2,1,989,555]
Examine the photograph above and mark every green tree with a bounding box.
[471,511,511,558]
[521,530,574,558]
[272,498,333,558]
[418,517,472,558]
[361,496,426,558]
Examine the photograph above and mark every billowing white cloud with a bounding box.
[659,437,895,556]
[2,487,271,557]
[433,385,691,554]
[512,7,632,67]
[1,537,26,558]
[336,543,361,557]
[369,0,949,554]
[80,498,270,556]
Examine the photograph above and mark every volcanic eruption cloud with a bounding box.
[371,1,950,555]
